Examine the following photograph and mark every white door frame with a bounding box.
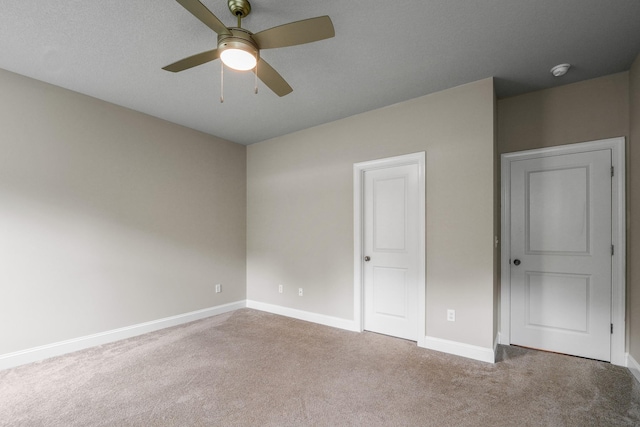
[354,152,426,346]
[500,137,626,366]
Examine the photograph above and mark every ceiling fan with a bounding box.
[163,0,335,97]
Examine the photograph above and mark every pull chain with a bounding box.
[220,62,224,103]
[254,60,258,94]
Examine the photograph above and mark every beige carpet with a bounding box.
[1,308,639,426]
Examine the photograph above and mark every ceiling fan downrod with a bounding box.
[228,0,251,28]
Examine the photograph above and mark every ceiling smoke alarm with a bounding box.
[550,63,571,77]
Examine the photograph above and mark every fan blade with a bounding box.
[253,58,293,97]
[163,49,220,72]
[253,16,335,49]
[175,0,231,36]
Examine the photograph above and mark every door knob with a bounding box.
[513,259,521,266]
[364,256,371,262]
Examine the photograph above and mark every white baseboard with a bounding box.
[247,301,495,363]
[628,353,640,384]
[246,300,360,332]
[421,335,496,364]
[0,300,246,371]
[1,300,501,370]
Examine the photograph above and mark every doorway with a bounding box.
[500,138,626,365]
[353,152,425,343]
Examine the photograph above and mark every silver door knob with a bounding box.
[513,259,521,266]
[364,256,371,262]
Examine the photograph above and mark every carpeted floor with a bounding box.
[1,308,639,426]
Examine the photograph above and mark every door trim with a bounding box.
[500,137,626,366]
[353,152,426,346]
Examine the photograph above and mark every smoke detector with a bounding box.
[550,63,571,77]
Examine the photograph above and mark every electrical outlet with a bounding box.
[298,288,303,297]
[215,284,221,293]
[278,284,283,294]
[447,309,455,322]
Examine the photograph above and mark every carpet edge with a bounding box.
[246,300,359,332]
[628,353,640,384]
[421,335,496,363]
[0,300,247,371]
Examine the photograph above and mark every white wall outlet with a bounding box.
[447,309,455,322]
[298,288,303,297]
[278,284,283,294]
[215,284,221,293]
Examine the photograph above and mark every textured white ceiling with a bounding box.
[1,0,639,145]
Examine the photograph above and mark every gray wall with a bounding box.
[498,72,629,153]
[247,79,496,349]
[0,69,247,355]
[630,55,640,363]
[4,59,635,365]
[497,71,632,355]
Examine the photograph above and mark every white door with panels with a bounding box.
[362,163,420,341]
[509,149,612,361]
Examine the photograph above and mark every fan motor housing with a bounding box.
[218,28,259,61]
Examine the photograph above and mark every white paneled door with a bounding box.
[363,163,419,341]
[510,149,612,361]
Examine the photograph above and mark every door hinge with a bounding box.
[611,166,614,177]
[611,323,614,334]
[612,245,615,256]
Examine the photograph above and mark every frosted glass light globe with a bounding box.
[220,48,257,71]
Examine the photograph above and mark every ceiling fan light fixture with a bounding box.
[220,40,257,71]
[164,1,334,97]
